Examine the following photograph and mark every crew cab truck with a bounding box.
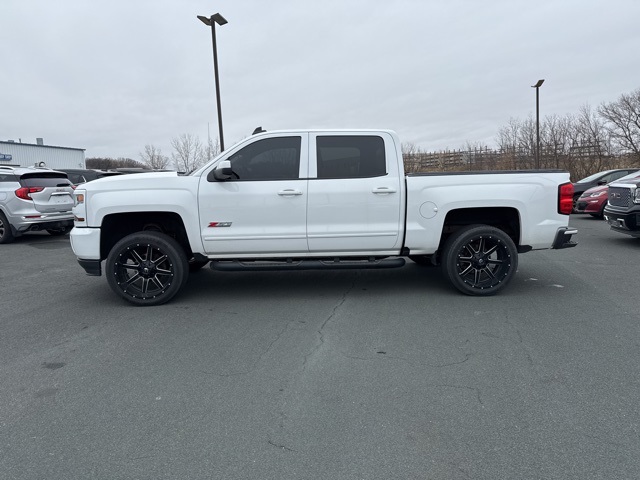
[603,177,640,237]
[70,129,577,306]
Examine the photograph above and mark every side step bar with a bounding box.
[210,257,406,272]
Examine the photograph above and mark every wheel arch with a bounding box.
[100,211,192,260]
[438,207,521,251]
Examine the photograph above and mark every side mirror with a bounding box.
[597,180,607,185]
[212,160,233,181]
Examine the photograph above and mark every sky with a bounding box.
[1,0,640,161]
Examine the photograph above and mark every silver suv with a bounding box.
[0,166,75,244]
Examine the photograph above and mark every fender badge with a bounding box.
[208,222,232,228]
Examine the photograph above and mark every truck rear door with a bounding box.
[306,133,403,253]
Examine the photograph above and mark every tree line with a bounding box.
[87,134,220,172]
[404,87,640,181]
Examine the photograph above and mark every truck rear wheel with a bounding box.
[441,225,517,296]
[106,231,189,306]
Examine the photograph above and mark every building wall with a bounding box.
[0,141,86,169]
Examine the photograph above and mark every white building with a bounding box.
[0,138,85,169]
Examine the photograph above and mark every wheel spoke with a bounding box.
[459,264,473,276]
[482,267,497,279]
[119,262,140,271]
[131,249,145,264]
[151,254,168,266]
[483,244,498,255]
[473,268,481,285]
[151,275,166,290]
[124,273,141,285]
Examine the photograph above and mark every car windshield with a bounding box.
[576,170,615,183]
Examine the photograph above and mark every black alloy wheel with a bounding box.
[106,231,188,306]
[0,212,15,244]
[441,225,518,296]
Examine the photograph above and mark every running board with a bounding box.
[210,257,406,272]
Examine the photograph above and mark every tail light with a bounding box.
[558,182,573,215]
[15,186,44,200]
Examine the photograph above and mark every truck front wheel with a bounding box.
[441,225,518,296]
[106,231,189,306]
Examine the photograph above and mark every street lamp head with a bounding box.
[532,79,545,88]
[197,13,227,26]
[197,15,211,26]
[211,13,228,26]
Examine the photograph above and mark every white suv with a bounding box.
[0,166,75,244]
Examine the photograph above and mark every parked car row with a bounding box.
[574,170,640,218]
[59,168,123,186]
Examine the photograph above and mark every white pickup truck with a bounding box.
[70,129,577,305]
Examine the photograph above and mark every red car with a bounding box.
[575,172,640,218]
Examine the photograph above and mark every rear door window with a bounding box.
[316,136,386,179]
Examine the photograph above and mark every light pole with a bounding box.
[531,79,544,169]
[197,13,228,152]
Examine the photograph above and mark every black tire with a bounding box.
[572,194,580,213]
[409,255,434,266]
[106,231,189,306]
[0,211,15,244]
[441,225,518,296]
[46,226,72,236]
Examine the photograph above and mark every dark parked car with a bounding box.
[575,171,640,218]
[59,169,122,186]
[572,168,639,211]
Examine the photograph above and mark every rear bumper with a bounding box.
[11,218,74,235]
[552,227,578,249]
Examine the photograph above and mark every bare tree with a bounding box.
[598,88,640,163]
[140,144,170,170]
[205,136,221,163]
[171,134,205,173]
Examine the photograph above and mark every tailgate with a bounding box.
[19,173,75,213]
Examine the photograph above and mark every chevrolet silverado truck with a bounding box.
[603,176,640,237]
[70,129,577,305]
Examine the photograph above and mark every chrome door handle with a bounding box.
[278,189,303,196]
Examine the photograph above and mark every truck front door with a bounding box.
[198,134,309,255]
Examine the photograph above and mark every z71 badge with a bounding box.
[208,222,232,228]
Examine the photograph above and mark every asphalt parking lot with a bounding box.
[1,215,639,480]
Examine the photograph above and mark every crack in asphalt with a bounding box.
[267,439,297,452]
[301,279,357,371]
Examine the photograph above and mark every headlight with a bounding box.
[589,191,607,198]
[73,189,87,225]
[634,187,640,204]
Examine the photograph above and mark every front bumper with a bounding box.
[552,227,578,249]
[78,259,102,276]
[604,208,640,237]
